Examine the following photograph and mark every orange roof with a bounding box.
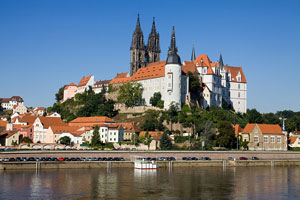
[110,61,167,84]
[131,60,166,81]
[115,72,129,78]
[65,83,77,89]
[182,61,199,74]
[0,120,8,127]
[118,122,138,132]
[38,117,66,128]
[34,107,45,111]
[70,116,114,124]
[225,65,247,83]
[0,130,18,138]
[243,123,283,134]
[194,54,212,67]
[16,115,37,124]
[78,75,92,87]
[289,136,298,144]
[234,124,243,135]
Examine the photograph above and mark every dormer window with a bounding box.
[203,68,207,74]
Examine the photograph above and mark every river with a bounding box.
[0,167,300,199]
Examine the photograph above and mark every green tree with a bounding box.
[91,125,101,146]
[150,92,164,108]
[216,121,236,149]
[131,134,139,145]
[247,109,264,123]
[118,82,143,107]
[55,85,66,102]
[20,137,33,144]
[262,113,280,124]
[166,102,180,131]
[58,136,71,145]
[160,131,173,150]
[187,72,201,94]
[144,131,153,149]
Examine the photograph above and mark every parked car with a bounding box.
[75,158,81,161]
[16,157,22,161]
[22,157,28,161]
[35,158,41,162]
[3,158,9,162]
[251,157,259,160]
[228,157,236,161]
[52,158,58,161]
[41,157,47,161]
[28,157,36,161]
[58,158,64,161]
[9,158,16,162]
[240,157,248,160]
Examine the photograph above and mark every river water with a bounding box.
[0,167,300,200]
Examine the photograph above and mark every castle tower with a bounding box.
[164,26,182,110]
[130,14,146,76]
[146,17,160,63]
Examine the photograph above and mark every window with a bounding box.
[114,138,116,141]
[238,84,240,89]
[264,136,268,143]
[238,92,240,98]
[254,136,259,143]
[114,132,116,135]
[270,137,275,143]
[277,136,281,143]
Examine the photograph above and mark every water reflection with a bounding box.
[0,167,300,199]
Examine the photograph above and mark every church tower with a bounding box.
[146,17,160,63]
[164,26,182,110]
[130,14,146,76]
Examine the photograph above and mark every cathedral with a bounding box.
[130,15,160,76]
[64,15,247,113]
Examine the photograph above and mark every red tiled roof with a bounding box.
[78,75,92,87]
[0,120,8,127]
[118,122,138,132]
[70,116,114,124]
[289,136,298,144]
[0,130,18,138]
[292,131,300,135]
[225,65,247,83]
[234,124,243,135]
[182,61,199,74]
[131,61,166,81]
[243,124,283,134]
[38,117,66,128]
[65,83,77,89]
[50,125,80,134]
[115,72,129,78]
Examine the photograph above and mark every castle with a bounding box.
[63,16,247,113]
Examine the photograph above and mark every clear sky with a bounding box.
[0,0,299,113]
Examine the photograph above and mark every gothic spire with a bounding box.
[191,44,196,61]
[135,13,141,32]
[131,14,144,50]
[219,53,224,69]
[166,26,181,65]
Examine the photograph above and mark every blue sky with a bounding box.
[0,0,299,113]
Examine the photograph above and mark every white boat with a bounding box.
[134,158,157,170]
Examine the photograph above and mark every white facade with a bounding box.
[99,125,123,143]
[229,81,247,113]
[164,63,183,110]
[59,133,83,145]
[33,118,47,143]
[13,104,27,114]
[76,75,95,94]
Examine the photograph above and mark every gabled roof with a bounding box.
[0,130,18,138]
[193,54,212,67]
[234,124,243,135]
[65,83,77,89]
[242,123,283,134]
[289,136,298,144]
[38,117,66,128]
[117,122,138,132]
[10,96,24,102]
[225,65,247,83]
[78,75,92,87]
[182,61,199,74]
[15,115,37,124]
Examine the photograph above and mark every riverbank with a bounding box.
[1,150,300,160]
[2,160,300,170]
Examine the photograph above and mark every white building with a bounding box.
[0,96,24,110]
[13,103,27,114]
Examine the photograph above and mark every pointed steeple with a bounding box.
[135,13,141,32]
[166,26,181,65]
[219,53,224,69]
[191,44,196,61]
[146,16,160,63]
[151,17,156,34]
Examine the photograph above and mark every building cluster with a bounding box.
[0,113,140,148]
[63,16,247,113]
